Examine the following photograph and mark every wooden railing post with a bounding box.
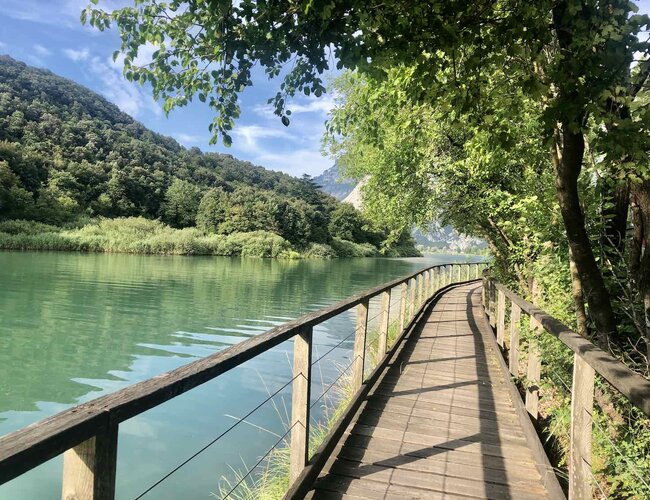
[290,326,313,482]
[378,290,390,355]
[509,303,521,376]
[399,282,407,332]
[424,270,430,300]
[353,300,369,390]
[526,316,542,419]
[62,423,118,500]
[408,278,416,319]
[482,276,488,313]
[433,267,439,292]
[418,273,424,306]
[568,353,595,500]
[496,290,506,348]
[466,263,471,281]
[488,281,497,328]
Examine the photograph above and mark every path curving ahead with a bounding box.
[306,283,557,499]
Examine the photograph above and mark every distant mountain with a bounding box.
[313,163,356,200]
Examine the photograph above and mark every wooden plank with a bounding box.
[353,301,369,390]
[61,422,118,500]
[408,278,416,320]
[377,291,390,357]
[526,316,542,419]
[398,283,407,333]
[568,353,595,500]
[509,303,521,376]
[496,290,506,348]
[290,326,313,482]
[302,284,556,500]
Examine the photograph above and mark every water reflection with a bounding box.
[0,252,481,498]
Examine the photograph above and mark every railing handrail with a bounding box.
[0,261,483,490]
[486,277,650,417]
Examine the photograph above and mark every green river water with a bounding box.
[0,252,482,499]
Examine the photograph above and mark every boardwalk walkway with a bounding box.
[306,283,554,499]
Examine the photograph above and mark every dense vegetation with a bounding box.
[0,56,417,257]
[86,0,650,496]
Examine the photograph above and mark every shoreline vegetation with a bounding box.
[0,218,421,259]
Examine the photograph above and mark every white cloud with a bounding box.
[174,133,206,146]
[232,125,294,153]
[86,55,161,118]
[0,42,7,50]
[253,95,335,119]
[33,44,51,57]
[63,48,90,62]
[254,148,332,177]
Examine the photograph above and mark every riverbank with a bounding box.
[0,218,420,259]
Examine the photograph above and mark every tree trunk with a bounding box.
[630,182,650,362]
[569,247,590,337]
[552,128,618,342]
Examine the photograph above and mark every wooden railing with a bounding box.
[0,261,485,500]
[483,275,650,500]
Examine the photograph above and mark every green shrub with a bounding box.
[302,242,337,259]
[330,237,378,257]
[0,219,62,235]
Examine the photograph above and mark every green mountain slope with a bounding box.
[0,56,417,256]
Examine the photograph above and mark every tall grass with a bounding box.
[0,218,413,258]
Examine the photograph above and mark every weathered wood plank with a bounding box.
[568,353,595,500]
[304,284,555,500]
[290,326,313,482]
[526,316,542,419]
[61,422,118,500]
[497,290,506,348]
[509,303,521,376]
[398,283,407,333]
[353,301,369,391]
[377,291,390,357]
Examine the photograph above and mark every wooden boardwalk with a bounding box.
[306,283,553,499]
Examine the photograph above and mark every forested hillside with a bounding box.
[0,56,416,257]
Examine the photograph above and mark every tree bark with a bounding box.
[630,181,650,362]
[552,128,618,342]
[569,247,590,337]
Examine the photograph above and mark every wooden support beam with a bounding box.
[509,303,521,376]
[408,278,416,319]
[489,281,497,328]
[378,290,390,355]
[290,326,313,483]
[353,300,369,390]
[496,290,506,348]
[398,282,407,333]
[568,353,595,500]
[61,423,118,500]
[526,316,542,419]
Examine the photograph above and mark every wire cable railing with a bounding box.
[134,373,299,499]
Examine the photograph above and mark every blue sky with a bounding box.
[1,1,649,178]
[0,0,338,177]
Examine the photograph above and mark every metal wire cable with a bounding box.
[222,422,297,499]
[310,357,357,410]
[547,367,572,394]
[311,330,355,366]
[134,374,299,499]
[587,463,609,499]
